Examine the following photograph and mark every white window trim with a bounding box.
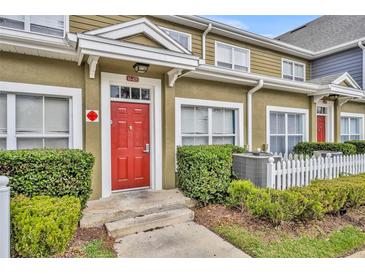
[281,58,306,82]
[0,81,82,149]
[175,97,244,150]
[101,72,162,198]
[316,100,334,142]
[266,106,309,154]
[215,41,251,72]
[340,112,365,141]
[159,26,192,51]
[0,15,67,38]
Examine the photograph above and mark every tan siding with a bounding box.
[69,16,312,78]
[206,34,311,80]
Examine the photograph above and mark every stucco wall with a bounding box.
[0,52,83,88]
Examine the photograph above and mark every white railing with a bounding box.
[267,153,365,190]
[0,176,10,258]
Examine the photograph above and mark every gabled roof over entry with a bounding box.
[84,17,191,54]
[308,72,361,89]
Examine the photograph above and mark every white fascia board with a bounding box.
[0,27,78,61]
[312,84,365,98]
[78,36,199,69]
[188,64,318,92]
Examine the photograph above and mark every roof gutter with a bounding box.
[247,79,264,151]
[358,40,365,89]
[202,23,212,62]
[153,15,365,60]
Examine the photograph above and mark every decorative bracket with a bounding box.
[87,55,99,79]
[313,94,328,104]
[338,97,353,106]
[167,68,183,87]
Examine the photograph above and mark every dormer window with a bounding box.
[282,59,306,82]
[0,15,66,37]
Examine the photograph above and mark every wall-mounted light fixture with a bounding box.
[133,63,150,74]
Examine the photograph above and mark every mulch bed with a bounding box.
[194,204,365,243]
[60,226,116,258]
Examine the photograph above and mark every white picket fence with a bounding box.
[267,153,365,190]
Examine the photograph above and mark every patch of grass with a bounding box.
[82,240,116,258]
[215,225,365,258]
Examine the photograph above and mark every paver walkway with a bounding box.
[114,221,250,258]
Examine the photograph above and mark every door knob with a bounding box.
[143,144,150,153]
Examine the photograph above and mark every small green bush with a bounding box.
[0,149,94,209]
[345,140,365,154]
[177,145,246,205]
[11,195,80,257]
[293,142,356,156]
[228,173,365,224]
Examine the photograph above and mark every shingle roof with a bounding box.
[307,73,345,85]
[276,16,365,51]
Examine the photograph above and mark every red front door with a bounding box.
[111,102,150,190]
[317,115,326,142]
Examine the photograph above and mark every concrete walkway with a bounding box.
[347,249,365,258]
[114,222,250,258]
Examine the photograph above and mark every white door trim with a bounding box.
[316,100,334,142]
[101,72,162,198]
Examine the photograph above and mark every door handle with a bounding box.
[143,144,150,153]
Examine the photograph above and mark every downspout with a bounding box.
[202,23,212,62]
[247,79,264,151]
[358,41,365,90]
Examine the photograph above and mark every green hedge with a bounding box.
[0,149,94,209]
[228,174,365,224]
[177,145,246,205]
[11,195,80,257]
[293,142,356,156]
[345,140,365,154]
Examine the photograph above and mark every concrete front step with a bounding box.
[105,207,194,238]
[80,189,195,228]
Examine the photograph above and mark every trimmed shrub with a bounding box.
[293,142,356,156]
[11,195,80,257]
[228,173,365,224]
[0,149,94,209]
[177,145,246,205]
[345,140,365,154]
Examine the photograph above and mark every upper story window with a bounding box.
[0,15,66,37]
[282,59,306,82]
[161,27,192,51]
[215,41,250,72]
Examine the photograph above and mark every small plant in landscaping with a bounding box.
[293,142,356,156]
[11,195,80,258]
[228,173,365,224]
[345,140,365,154]
[82,240,116,258]
[0,149,94,209]
[177,145,246,205]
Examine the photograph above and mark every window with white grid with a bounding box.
[0,15,65,37]
[0,93,72,150]
[341,114,364,142]
[161,27,192,51]
[268,110,306,154]
[216,42,250,72]
[282,59,305,82]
